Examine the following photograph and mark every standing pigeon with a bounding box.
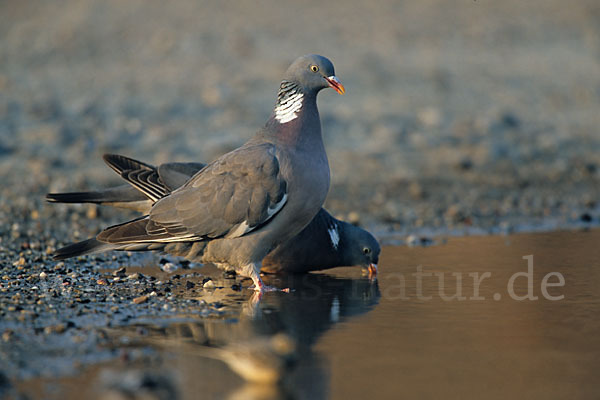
[49,54,345,292]
[47,154,380,275]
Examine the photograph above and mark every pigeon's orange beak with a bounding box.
[367,263,378,277]
[325,76,345,95]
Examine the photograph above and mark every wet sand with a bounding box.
[9,229,600,399]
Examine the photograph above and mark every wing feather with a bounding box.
[97,144,288,245]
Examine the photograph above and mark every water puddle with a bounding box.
[12,229,600,399]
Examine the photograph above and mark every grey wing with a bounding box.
[97,144,287,244]
[158,162,206,191]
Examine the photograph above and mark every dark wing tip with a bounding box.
[103,154,155,174]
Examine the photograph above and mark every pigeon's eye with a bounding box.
[363,247,371,255]
[310,65,319,73]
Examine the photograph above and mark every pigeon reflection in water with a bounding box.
[106,273,379,399]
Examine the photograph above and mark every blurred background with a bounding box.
[1,0,600,237]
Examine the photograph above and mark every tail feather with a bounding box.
[53,239,115,260]
[46,185,147,203]
[46,185,152,212]
[46,191,112,204]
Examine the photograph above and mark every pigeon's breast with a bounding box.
[277,144,330,228]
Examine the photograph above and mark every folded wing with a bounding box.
[97,144,288,244]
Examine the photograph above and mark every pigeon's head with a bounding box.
[283,54,345,95]
[343,224,380,276]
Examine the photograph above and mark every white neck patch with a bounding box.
[328,223,340,250]
[274,81,303,124]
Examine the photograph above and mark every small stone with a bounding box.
[500,112,520,129]
[223,270,236,279]
[44,323,66,334]
[347,211,361,225]
[86,205,98,219]
[457,158,473,171]
[160,262,178,273]
[203,279,215,288]
[231,283,242,291]
[113,267,126,278]
[406,235,419,246]
[406,235,433,247]
[408,182,424,200]
[580,213,593,223]
[133,295,148,304]
[185,281,195,290]
[2,330,14,342]
[30,210,40,220]
[97,279,107,285]
[39,271,48,279]
[417,106,442,128]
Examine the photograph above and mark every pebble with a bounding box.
[580,213,592,223]
[86,205,98,219]
[2,330,14,342]
[113,267,127,278]
[406,235,434,247]
[39,271,48,279]
[203,280,215,288]
[347,211,361,225]
[133,295,149,304]
[44,323,67,334]
[408,182,425,200]
[160,262,178,273]
[231,283,242,291]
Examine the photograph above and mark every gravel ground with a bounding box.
[1,0,600,392]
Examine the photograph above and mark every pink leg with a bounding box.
[247,265,288,293]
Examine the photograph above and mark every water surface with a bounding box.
[18,229,600,399]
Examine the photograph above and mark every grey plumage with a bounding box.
[49,54,346,291]
[50,154,380,273]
